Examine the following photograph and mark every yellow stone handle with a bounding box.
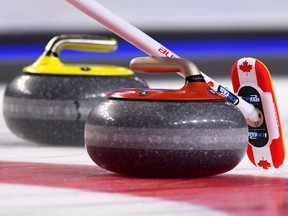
[22,35,134,76]
[45,34,117,56]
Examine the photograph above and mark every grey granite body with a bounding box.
[85,99,248,177]
[3,74,147,146]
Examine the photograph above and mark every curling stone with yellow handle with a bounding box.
[3,35,148,146]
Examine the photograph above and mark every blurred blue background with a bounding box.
[1,0,288,82]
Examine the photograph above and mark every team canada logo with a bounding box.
[258,158,271,170]
[239,60,253,76]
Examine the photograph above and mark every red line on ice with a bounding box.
[0,161,287,216]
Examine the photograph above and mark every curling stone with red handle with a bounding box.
[85,57,248,178]
[3,35,148,146]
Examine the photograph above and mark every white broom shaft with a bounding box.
[66,0,178,59]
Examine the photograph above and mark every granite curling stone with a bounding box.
[3,35,148,146]
[85,57,248,178]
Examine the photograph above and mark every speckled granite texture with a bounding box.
[3,74,147,146]
[85,99,248,177]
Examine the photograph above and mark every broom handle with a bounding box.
[66,0,259,122]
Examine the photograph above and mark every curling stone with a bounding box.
[85,57,248,178]
[3,35,148,146]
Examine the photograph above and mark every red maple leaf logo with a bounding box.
[258,159,271,170]
[239,60,252,76]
